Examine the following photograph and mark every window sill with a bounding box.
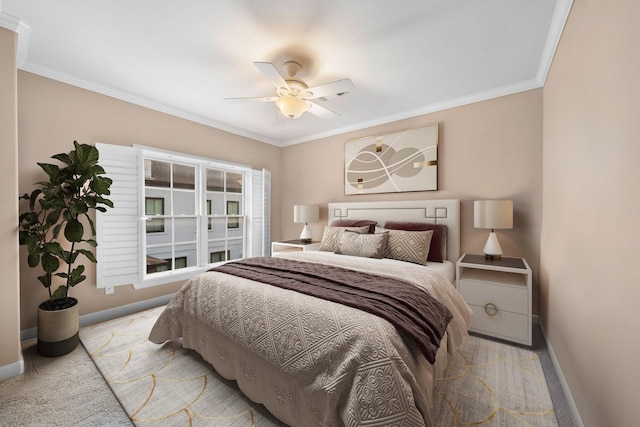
[133,266,209,289]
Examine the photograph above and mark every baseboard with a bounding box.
[0,356,24,381]
[539,321,585,427]
[20,293,174,342]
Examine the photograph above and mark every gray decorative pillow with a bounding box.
[376,227,434,265]
[337,230,389,259]
[319,225,370,252]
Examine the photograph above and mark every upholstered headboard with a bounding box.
[327,199,461,262]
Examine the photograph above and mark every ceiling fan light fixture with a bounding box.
[276,96,308,119]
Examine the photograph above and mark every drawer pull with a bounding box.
[484,303,499,316]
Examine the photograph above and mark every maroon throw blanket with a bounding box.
[212,257,453,363]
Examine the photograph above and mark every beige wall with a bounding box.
[7,21,543,390]
[0,28,21,375]
[5,5,638,424]
[17,72,283,331]
[541,0,639,425]
[282,89,543,308]
[10,71,544,342]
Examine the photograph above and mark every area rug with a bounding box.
[79,306,558,426]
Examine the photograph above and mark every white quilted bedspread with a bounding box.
[149,251,471,427]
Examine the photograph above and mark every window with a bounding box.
[146,256,187,274]
[227,200,239,229]
[145,197,165,233]
[210,250,230,263]
[174,256,187,269]
[146,256,170,274]
[144,158,199,276]
[95,143,271,291]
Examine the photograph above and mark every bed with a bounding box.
[149,199,472,427]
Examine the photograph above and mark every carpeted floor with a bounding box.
[432,337,557,426]
[0,305,574,427]
[78,306,559,426]
[0,338,133,427]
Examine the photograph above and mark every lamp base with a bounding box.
[299,224,312,243]
[482,230,504,260]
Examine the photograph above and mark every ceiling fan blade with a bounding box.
[223,96,278,103]
[254,62,289,90]
[305,78,354,100]
[307,101,341,119]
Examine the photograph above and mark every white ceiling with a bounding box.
[0,0,571,147]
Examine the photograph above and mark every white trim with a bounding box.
[536,0,574,86]
[10,0,573,150]
[281,80,543,147]
[539,321,585,427]
[135,144,251,171]
[0,10,31,66]
[0,10,21,32]
[0,357,24,381]
[16,58,548,148]
[132,267,208,290]
[18,62,282,146]
[20,294,174,342]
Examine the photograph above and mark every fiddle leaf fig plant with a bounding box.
[19,141,113,307]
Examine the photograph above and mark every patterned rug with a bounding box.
[79,306,558,426]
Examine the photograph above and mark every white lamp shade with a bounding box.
[474,200,513,259]
[474,200,513,230]
[293,205,319,224]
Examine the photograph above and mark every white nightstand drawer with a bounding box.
[456,254,532,346]
[468,304,529,343]
[458,280,527,315]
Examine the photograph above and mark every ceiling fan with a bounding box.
[224,61,354,121]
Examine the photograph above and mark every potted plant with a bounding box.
[19,141,113,357]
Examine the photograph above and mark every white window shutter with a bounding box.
[249,168,271,257]
[95,143,141,289]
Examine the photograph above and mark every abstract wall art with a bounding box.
[344,123,438,195]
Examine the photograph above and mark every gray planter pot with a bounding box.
[37,297,80,357]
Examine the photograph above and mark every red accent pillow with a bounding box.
[383,221,447,263]
[330,220,377,234]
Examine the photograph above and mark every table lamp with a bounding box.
[474,200,513,260]
[293,204,319,243]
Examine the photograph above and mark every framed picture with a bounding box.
[344,123,438,195]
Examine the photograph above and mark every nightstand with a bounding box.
[456,253,532,346]
[271,239,322,256]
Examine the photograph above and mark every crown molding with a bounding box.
[279,78,544,147]
[6,1,572,149]
[274,1,576,147]
[21,58,546,149]
[19,62,283,146]
[536,0,574,86]
[0,10,31,66]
